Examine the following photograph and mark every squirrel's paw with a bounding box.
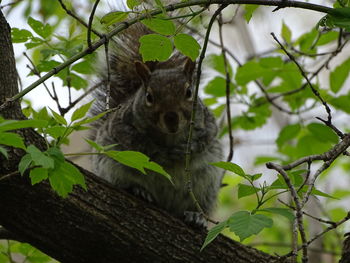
[183,211,207,229]
[130,186,154,203]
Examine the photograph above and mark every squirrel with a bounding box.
[90,22,223,225]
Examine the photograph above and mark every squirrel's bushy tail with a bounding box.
[95,23,188,110]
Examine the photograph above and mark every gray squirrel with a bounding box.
[90,22,223,224]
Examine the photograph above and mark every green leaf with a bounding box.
[50,108,67,125]
[211,162,245,177]
[71,61,93,74]
[0,132,26,150]
[244,5,259,23]
[18,154,32,175]
[30,167,48,185]
[100,11,129,26]
[36,60,60,73]
[227,211,273,241]
[259,207,295,221]
[127,0,142,9]
[281,21,292,42]
[49,160,87,197]
[139,34,173,62]
[329,94,350,113]
[27,145,54,169]
[174,33,200,61]
[27,16,52,39]
[276,123,301,148]
[74,109,112,126]
[330,57,350,93]
[206,54,233,76]
[235,60,263,85]
[0,146,7,159]
[201,220,227,250]
[105,150,172,181]
[317,31,339,46]
[85,138,105,152]
[45,126,66,139]
[204,76,234,97]
[0,119,48,132]
[141,18,176,35]
[307,123,339,143]
[238,184,258,199]
[71,101,94,122]
[11,28,33,43]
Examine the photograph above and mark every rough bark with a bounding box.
[0,9,288,263]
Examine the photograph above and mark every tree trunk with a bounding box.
[0,9,288,263]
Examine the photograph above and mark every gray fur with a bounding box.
[90,23,223,221]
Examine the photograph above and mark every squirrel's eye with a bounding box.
[146,92,153,105]
[185,88,192,100]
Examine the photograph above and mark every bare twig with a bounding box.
[266,162,308,262]
[87,0,101,49]
[271,32,332,122]
[57,0,103,38]
[218,14,234,162]
[185,4,228,224]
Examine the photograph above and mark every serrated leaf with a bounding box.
[330,57,350,93]
[71,101,94,122]
[201,221,227,250]
[100,11,129,26]
[27,145,54,169]
[174,33,200,61]
[238,184,258,199]
[49,108,67,125]
[141,18,176,35]
[49,160,87,197]
[0,132,26,150]
[227,211,273,241]
[28,16,52,39]
[36,60,60,73]
[105,150,172,181]
[276,123,301,148]
[45,126,66,139]
[30,167,48,185]
[18,154,32,175]
[281,21,292,42]
[259,208,295,221]
[211,162,245,177]
[139,34,173,62]
[11,28,33,43]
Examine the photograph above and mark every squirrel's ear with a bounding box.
[135,61,151,84]
[183,58,196,80]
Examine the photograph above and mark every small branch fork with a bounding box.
[267,133,350,261]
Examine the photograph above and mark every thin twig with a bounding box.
[218,14,234,162]
[271,32,332,123]
[266,162,308,262]
[185,4,228,224]
[57,0,103,38]
[87,0,101,49]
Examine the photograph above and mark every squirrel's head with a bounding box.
[134,58,196,134]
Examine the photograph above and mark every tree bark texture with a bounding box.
[0,9,291,263]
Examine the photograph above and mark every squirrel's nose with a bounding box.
[163,111,179,133]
